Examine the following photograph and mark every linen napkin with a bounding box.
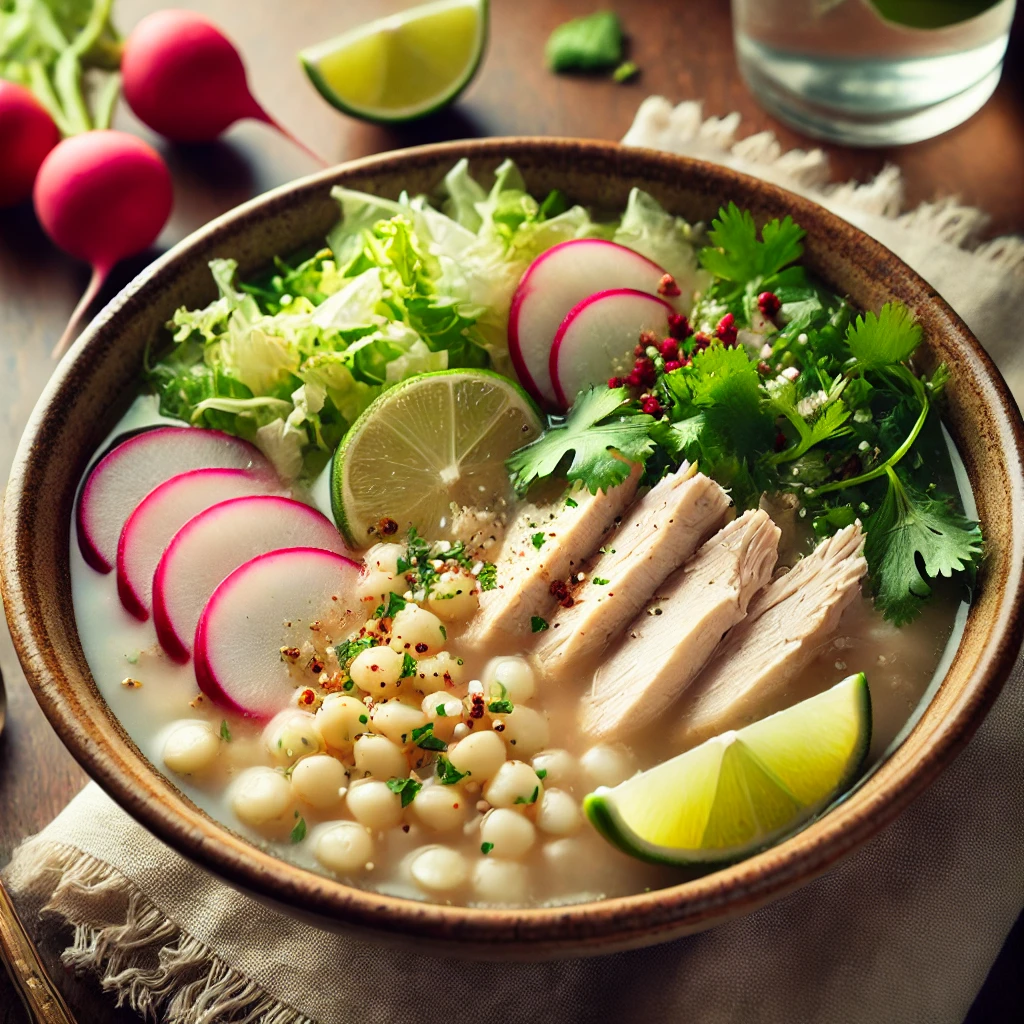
[5,100,1024,1024]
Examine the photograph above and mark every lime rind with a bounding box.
[583,673,872,867]
[331,369,543,547]
[300,0,489,124]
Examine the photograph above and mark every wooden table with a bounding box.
[1,1,1021,1020]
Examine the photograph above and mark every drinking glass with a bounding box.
[731,0,1017,146]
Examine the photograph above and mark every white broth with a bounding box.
[71,398,968,907]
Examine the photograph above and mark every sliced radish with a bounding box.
[76,426,269,573]
[508,239,682,408]
[195,548,362,719]
[550,289,674,410]
[117,467,276,621]
[152,495,348,663]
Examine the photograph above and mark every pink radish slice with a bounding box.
[195,548,362,719]
[152,495,348,663]
[550,289,674,410]
[76,426,270,574]
[116,467,277,621]
[508,239,682,408]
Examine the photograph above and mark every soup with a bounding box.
[70,161,979,907]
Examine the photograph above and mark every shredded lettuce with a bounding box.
[148,160,697,479]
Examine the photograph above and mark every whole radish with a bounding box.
[0,82,61,209]
[121,10,324,163]
[34,130,174,357]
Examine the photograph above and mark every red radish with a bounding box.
[121,10,323,163]
[117,467,277,621]
[0,82,60,209]
[195,547,362,718]
[550,289,673,410]
[76,426,270,574]
[508,239,684,408]
[152,495,348,663]
[34,130,174,358]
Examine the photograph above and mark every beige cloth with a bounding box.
[5,101,1024,1024]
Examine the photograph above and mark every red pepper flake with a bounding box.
[549,578,574,608]
[402,824,410,833]
[638,329,659,348]
[307,656,324,674]
[280,646,301,661]
[469,693,485,719]
[715,313,738,346]
[667,313,692,340]
[692,332,711,352]
[758,291,781,317]
[663,359,683,373]
[378,517,399,536]
[657,273,681,297]
[298,688,316,706]
[415,642,429,654]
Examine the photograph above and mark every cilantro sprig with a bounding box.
[507,387,655,495]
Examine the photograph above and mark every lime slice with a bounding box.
[584,673,871,866]
[868,0,1003,30]
[332,369,543,546]
[300,0,488,124]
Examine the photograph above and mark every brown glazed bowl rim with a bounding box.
[4,138,1024,958]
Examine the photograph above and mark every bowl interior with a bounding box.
[4,139,1023,959]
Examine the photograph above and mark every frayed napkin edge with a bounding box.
[4,837,316,1024]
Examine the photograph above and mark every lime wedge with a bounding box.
[332,369,543,546]
[868,1,1003,30]
[584,673,872,866]
[300,0,488,123]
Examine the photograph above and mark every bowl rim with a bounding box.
[4,137,1024,954]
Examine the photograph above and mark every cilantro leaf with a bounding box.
[481,841,495,855]
[515,786,540,805]
[846,303,922,368]
[487,699,514,714]
[373,592,407,620]
[219,720,231,742]
[531,616,549,633]
[400,653,417,678]
[435,755,467,785]
[531,532,546,550]
[546,11,623,71]
[864,467,983,625]
[507,387,655,495]
[386,776,422,807]
[699,203,805,284]
[477,562,497,591]
[289,816,307,843]
[765,377,852,464]
[411,723,447,752]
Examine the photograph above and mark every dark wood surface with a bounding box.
[1,1,1022,1021]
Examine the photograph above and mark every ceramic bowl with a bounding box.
[4,139,1023,959]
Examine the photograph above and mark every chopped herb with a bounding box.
[487,699,514,715]
[435,755,467,786]
[289,816,307,844]
[515,786,540,805]
[699,202,805,290]
[592,577,610,586]
[219,720,231,742]
[342,679,354,691]
[477,562,498,591]
[864,466,983,625]
[508,386,655,495]
[386,776,422,807]
[535,768,548,779]
[565,496,578,508]
[436,703,448,717]
[546,11,623,72]
[439,624,447,641]
[599,546,616,555]
[531,532,546,550]
[612,60,639,83]
[481,841,495,855]
[373,591,407,620]
[358,714,368,724]
[400,652,417,678]
[333,635,377,667]
[531,616,549,633]
[411,722,448,752]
